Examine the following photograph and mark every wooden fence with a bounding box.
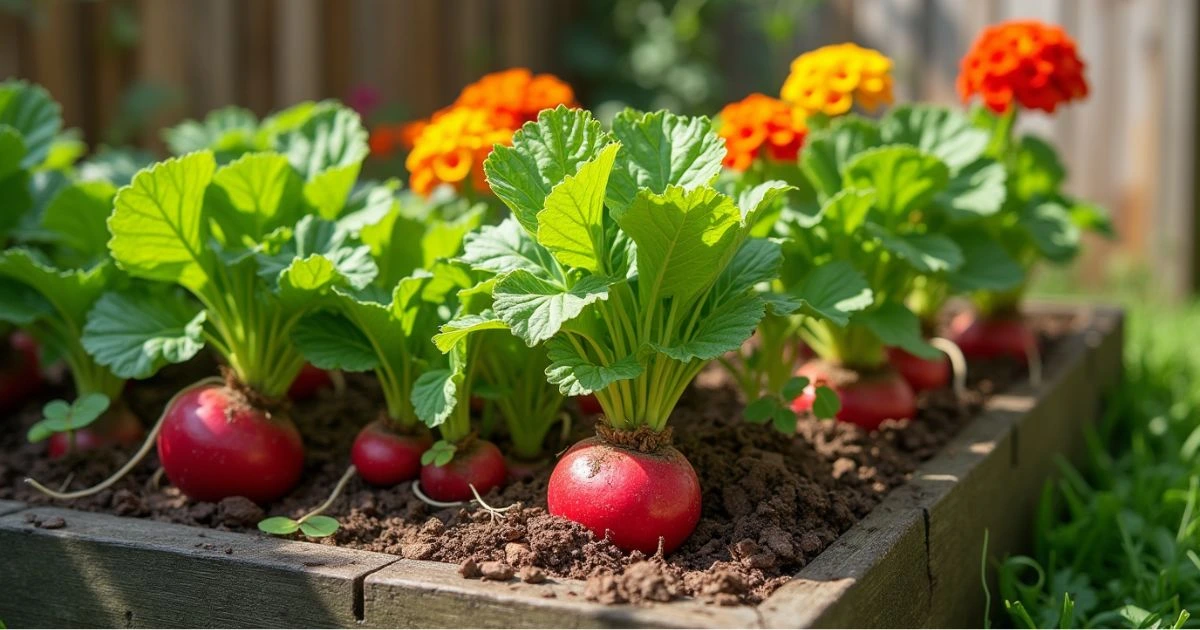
[0,0,1197,295]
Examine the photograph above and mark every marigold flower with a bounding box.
[456,68,577,129]
[395,68,577,153]
[957,20,1089,114]
[717,94,807,171]
[781,43,894,116]
[405,106,513,197]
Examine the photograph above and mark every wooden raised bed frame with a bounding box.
[0,303,1123,629]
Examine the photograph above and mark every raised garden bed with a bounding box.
[0,302,1122,628]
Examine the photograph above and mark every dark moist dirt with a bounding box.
[0,314,1077,606]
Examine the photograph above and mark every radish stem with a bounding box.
[931,337,969,402]
[298,465,357,524]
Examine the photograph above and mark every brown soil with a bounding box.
[0,315,1076,606]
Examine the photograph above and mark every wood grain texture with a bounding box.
[759,502,928,628]
[0,507,397,628]
[762,305,1121,628]
[362,559,760,629]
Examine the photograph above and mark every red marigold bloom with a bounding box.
[957,20,1089,114]
[717,94,807,172]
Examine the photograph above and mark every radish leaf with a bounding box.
[257,516,301,535]
[880,104,989,172]
[298,515,340,538]
[606,109,725,215]
[82,290,207,380]
[0,80,62,169]
[484,106,609,233]
[536,143,620,272]
[27,394,111,443]
[108,152,216,290]
[40,180,116,260]
[544,338,643,397]
[618,186,741,304]
[789,262,873,327]
[843,146,950,217]
[855,302,939,359]
[460,217,561,280]
[493,271,614,346]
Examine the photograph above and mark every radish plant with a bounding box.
[875,104,1024,391]
[446,216,575,464]
[477,106,780,553]
[0,81,146,453]
[779,115,982,429]
[40,147,379,504]
[948,105,1111,363]
[0,80,62,414]
[290,199,485,488]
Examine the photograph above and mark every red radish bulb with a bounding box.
[575,394,603,415]
[0,331,43,413]
[887,346,950,392]
[949,311,1036,362]
[791,360,916,431]
[47,403,144,459]
[547,436,701,554]
[420,439,506,502]
[351,420,432,486]
[157,383,304,503]
[287,363,333,400]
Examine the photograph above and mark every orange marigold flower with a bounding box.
[717,94,807,172]
[405,106,514,197]
[456,68,578,128]
[957,20,1089,114]
[395,68,576,152]
[781,43,894,117]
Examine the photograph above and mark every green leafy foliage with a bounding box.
[291,196,481,428]
[257,514,341,538]
[480,108,771,432]
[0,80,63,170]
[91,149,376,397]
[963,107,1114,314]
[421,440,457,467]
[26,394,110,443]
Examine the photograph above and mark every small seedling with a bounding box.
[258,465,356,539]
[26,394,110,443]
[743,377,840,433]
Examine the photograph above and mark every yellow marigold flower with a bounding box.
[781,43,894,117]
[405,106,514,197]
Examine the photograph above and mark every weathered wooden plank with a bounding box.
[759,501,928,628]
[362,559,760,629]
[0,507,397,628]
[922,308,1117,627]
[762,306,1120,628]
[0,500,25,517]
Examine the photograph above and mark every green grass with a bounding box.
[992,301,1200,628]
